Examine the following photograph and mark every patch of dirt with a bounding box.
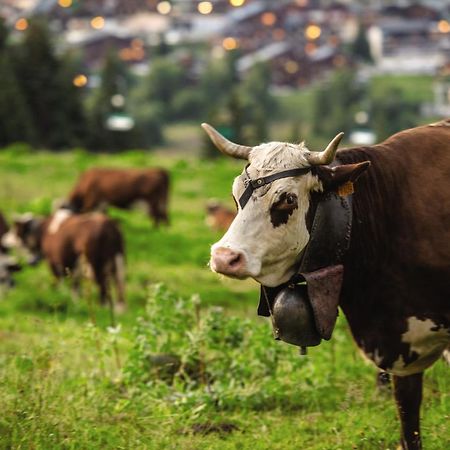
[190,421,239,435]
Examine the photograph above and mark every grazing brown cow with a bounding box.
[8,210,125,308]
[68,167,170,226]
[205,200,236,232]
[203,120,450,450]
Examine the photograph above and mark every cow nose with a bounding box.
[210,247,246,276]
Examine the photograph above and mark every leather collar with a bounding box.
[239,166,311,209]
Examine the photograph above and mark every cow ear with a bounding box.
[315,161,370,191]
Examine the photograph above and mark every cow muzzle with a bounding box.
[210,247,248,278]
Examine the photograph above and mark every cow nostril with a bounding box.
[211,247,247,275]
[229,253,242,267]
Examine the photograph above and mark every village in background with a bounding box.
[0,0,449,152]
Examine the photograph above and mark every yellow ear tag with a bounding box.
[337,181,354,197]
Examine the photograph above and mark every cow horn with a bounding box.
[201,123,252,160]
[305,132,344,166]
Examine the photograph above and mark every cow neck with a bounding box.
[258,163,354,317]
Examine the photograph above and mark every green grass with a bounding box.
[0,141,448,450]
[369,74,434,104]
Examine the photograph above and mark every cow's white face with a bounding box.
[210,141,323,287]
[203,123,369,289]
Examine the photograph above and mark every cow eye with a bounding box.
[270,193,298,227]
[274,193,298,210]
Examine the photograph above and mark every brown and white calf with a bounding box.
[205,200,236,232]
[7,210,125,308]
[67,167,170,227]
[203,120,450,450]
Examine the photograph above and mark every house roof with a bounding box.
[237,41,291,72]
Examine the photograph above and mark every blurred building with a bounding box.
[367,2,450,75]
[2,0,450,88]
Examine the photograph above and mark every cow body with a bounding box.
[337,123,450,378]
[203,120,450,450]
[10,211,125,308]
[68,167,170,226]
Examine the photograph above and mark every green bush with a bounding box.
[122,284,341,414]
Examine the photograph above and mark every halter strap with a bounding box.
[239,167,312,209]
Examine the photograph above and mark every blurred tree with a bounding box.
[131,102,163,148]
[0,18,36,146]
[154,34,170,57]
[350,25,372,63]
[0,16,7,48]
[371,87,419,140]
[227,88,245,144]
[57,52,88,147]
[15,19,86,149]
[172,89,206,120]
[88,49,141,151]
[200,53,236,104]
[141,57,186,121]
[312,69,365,138]
[200,51,244,158]
[240,62,276,142]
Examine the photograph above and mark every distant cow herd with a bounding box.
[0,165,230,307]
[0,167,172,307]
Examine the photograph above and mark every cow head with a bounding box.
[2,213,45,265]
[203,123,369,287]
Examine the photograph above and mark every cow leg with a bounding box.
[49,263,65,286]
[147,200,160,227]
[157,196,169,226]
[93,264,109,305]
[393,372,423,450]
[98,278,108,305]
[147,197,169,227]
[113,254,126,312]
[70,261,83,297]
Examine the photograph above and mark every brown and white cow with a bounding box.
[205,200,236,232]
[0,211,21,287]
[6,210,125,308]
[67,167,170,226]
[203,120,450,450]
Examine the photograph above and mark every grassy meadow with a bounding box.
[0,126,448,449]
